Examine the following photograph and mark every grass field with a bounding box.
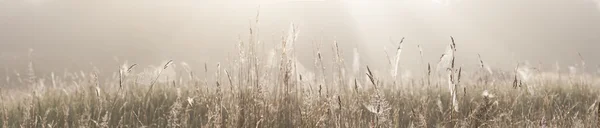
[1,25,599,128]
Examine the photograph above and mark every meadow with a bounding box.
[1,24,599,128]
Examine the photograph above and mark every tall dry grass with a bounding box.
[1,22,599,128]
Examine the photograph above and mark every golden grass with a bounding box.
[1,24,599,128]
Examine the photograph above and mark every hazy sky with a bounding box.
[1,0,599,77]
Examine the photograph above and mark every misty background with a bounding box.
[1,0,599,80]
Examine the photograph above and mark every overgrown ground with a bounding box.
[1,25,600,128]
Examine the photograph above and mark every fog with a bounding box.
[1,0,599,78]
